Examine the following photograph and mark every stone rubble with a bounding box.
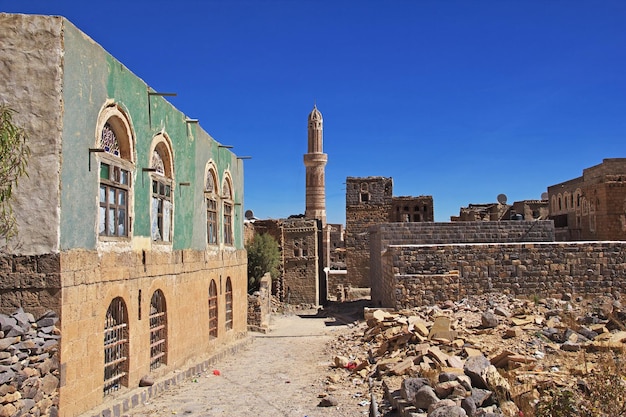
[0,308,59,417]
[322,293,626,416]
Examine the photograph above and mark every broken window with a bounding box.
[99,121,131,238]
[104,297,129,396]
[208,280,218,338]
[149,290,167,370]
[225,278,233,331]
[150,145,173,242]
[360,193,369,203]
[205,167,218,245]
[223,178,233,245]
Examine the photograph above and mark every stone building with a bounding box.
[547,158,626,241]
[1,14,247,417]
[451,199,548,222]
[344,176,433,289]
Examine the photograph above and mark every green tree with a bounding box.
[246,233,280,293]
[0,105,30,242]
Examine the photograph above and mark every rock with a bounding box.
[485,365,511,401]
[0,404,16,417]
[461,396,477,416]
[402,377,430,401]
[464,354,490,389]
[434,380,459,398]
[40,373,59,394]
[481,312,498,328]
[427,404,467,417]
[334,355,350,368]
[494,307,511,318]
[318,396,338,407]
[139,375,154,387]
[414,385,439,410]
[561,341,581,352]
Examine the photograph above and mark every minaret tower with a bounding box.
[304,105,328,226]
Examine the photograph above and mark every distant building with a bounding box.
[547,158,626,241]
[451,200,548,222]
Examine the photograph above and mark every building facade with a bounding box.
[1,14,247,417]
[547,158,626,241]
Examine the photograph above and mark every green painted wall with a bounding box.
[60,19,244,251]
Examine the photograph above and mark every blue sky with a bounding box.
[2,1,625,224]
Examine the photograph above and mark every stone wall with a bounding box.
[247,274,271,333]
[345,176,393,288]
[0,254,61,318]
[381,241,626,309]
[0,309,60,417]
[281,219,319,305]
[370,221,555,306]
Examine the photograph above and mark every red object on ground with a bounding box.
[212,369,221,376]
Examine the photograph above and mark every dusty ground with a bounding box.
[128,301,375,417]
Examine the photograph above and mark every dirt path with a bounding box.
[128,307,372,417]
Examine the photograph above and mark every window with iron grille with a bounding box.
[208,280,218,338]
[104,297,129,396]
[225,278,233,331]
[99,122,131,238]
[149,290,167,370]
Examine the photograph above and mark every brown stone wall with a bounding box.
[381,242,626,309]
[281,219,319,305]
[247,273,271,332]
[370,221,555,306]
[345,177,393,288]
[58,247,247,417]
[0,254,61,318]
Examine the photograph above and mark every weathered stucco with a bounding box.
[0,13,64,255]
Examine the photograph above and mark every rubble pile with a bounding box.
[323,294,626,417]
[0,309,60,417]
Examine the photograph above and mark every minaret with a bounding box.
[304,105,328,226]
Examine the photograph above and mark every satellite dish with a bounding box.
[541,192,548,201]
[244,210,255,220]
[497,194,508,205]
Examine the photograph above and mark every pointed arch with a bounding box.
[205,161,219,245]
[149,133,174,243]
[96,103,135,238]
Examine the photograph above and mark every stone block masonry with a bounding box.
[381,242,626,309]
[0,308,60,417]
[370,221,555,306]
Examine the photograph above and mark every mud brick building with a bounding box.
[547,158,626,241]
[1,14,247,417]
[344,177,434,289]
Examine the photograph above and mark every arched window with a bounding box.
[97,105,134,238]
[104,297,129,395]
[208,280,218,338]
[149,290,167,370]
[225,278,233,331]
[205,164,218,245]
[222,176,233,245]
[150,136,174,242]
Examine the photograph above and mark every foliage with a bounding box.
[246,233,280,293]
[534,352,626,417]
[0,105,30,242]
[535,386,580,417]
